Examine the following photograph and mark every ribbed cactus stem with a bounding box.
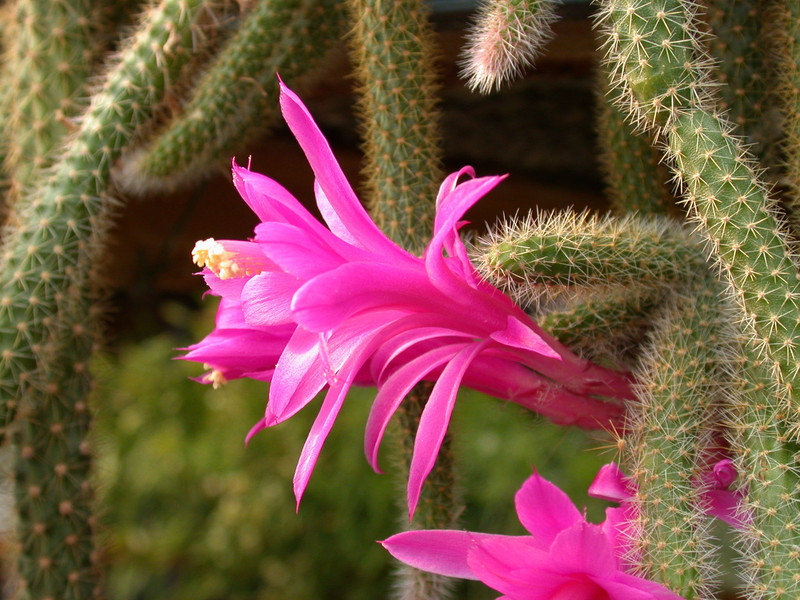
[459,0,559,94]
[346,0,443,255]
[0,1,226,597]
[117,0,347,194]
[537,286,662,369]
[598,0,800,435]
[3,0,97,204]
[726,333,800,600]
[346,0,450,595]
[705,0,770,155]
[595,71,674,216]
[474,210,706,303]
[775,0,800,239]
[666,108,800,434]
[625,278,724,598]
[596,0,713,130]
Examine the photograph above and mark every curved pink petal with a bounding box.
[467,536,556,597]
[291,262,443,332]
[364,343,464,473]
[266,327,327,424]
[408,341,488,518]
[241,271,300,327]
[608,573,684,600]
[253,222,346,277]
[369,325,474,385]
[278,82,410,261]
[381,530,527,580]
[489,316,562,360]
[515,471,582,545]
[232,161,323,232]
[548,522,616,577]
[588,463,634,503]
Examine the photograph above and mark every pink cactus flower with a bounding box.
[382,468,684,600]
[184,81,634,516]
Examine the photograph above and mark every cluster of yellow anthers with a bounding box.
[192,238,262,280]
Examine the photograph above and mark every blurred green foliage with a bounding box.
[91,301,612,600]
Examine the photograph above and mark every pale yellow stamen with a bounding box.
[192,238,247,280]
[202,365,227,389]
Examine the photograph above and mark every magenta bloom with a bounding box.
[185,81,633,516]
[382,468,684,600]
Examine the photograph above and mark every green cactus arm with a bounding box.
[346,0,452,596]
[624,278,725,598]
[346,0,443,255]
[595,0,713,131]
[595,72,675,216]
[775,0,800,240]
[473,210,707,301]
[537,286,663,369]
[459,0,559,94]
[597,0,800,435]
[0,1,230,597]
[117,0,348,194]
[666,108,800,429]
[3,0,100,204]
[725,333,800,600]
[705,0,773,157]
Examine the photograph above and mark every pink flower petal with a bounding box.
[467,535,555,597]
[489,316,562,360]
[364,343,465,473]
[266,327,327,424]
[515,471,582,546]
[241,271,300,327]
[407,341,488,518]
[278,82,410,261]
[381,530,522,580]
[291,262,442,332]
[549,522,616,577]
[588,463,633,503]
[232,161,322,232]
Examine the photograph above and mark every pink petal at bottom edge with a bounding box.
[407,341,487,519]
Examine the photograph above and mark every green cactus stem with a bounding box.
[346,0,443,255]
[624,277,725,598]
[598,0,800,436]
[117,0,347,194]
[774,0,800,241]
[0,1,230,596]
[705,0,771,156]
[474,210,706,305]
[3,0,99,208]
[596,0,713,131]
[666,108,800,433]
[595,71,675,216]
[725,330,800,600]
[537,286,664,369]
[459,0,559,94]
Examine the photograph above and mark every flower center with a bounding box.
[192,238,264,280]
[550,579,610,600]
